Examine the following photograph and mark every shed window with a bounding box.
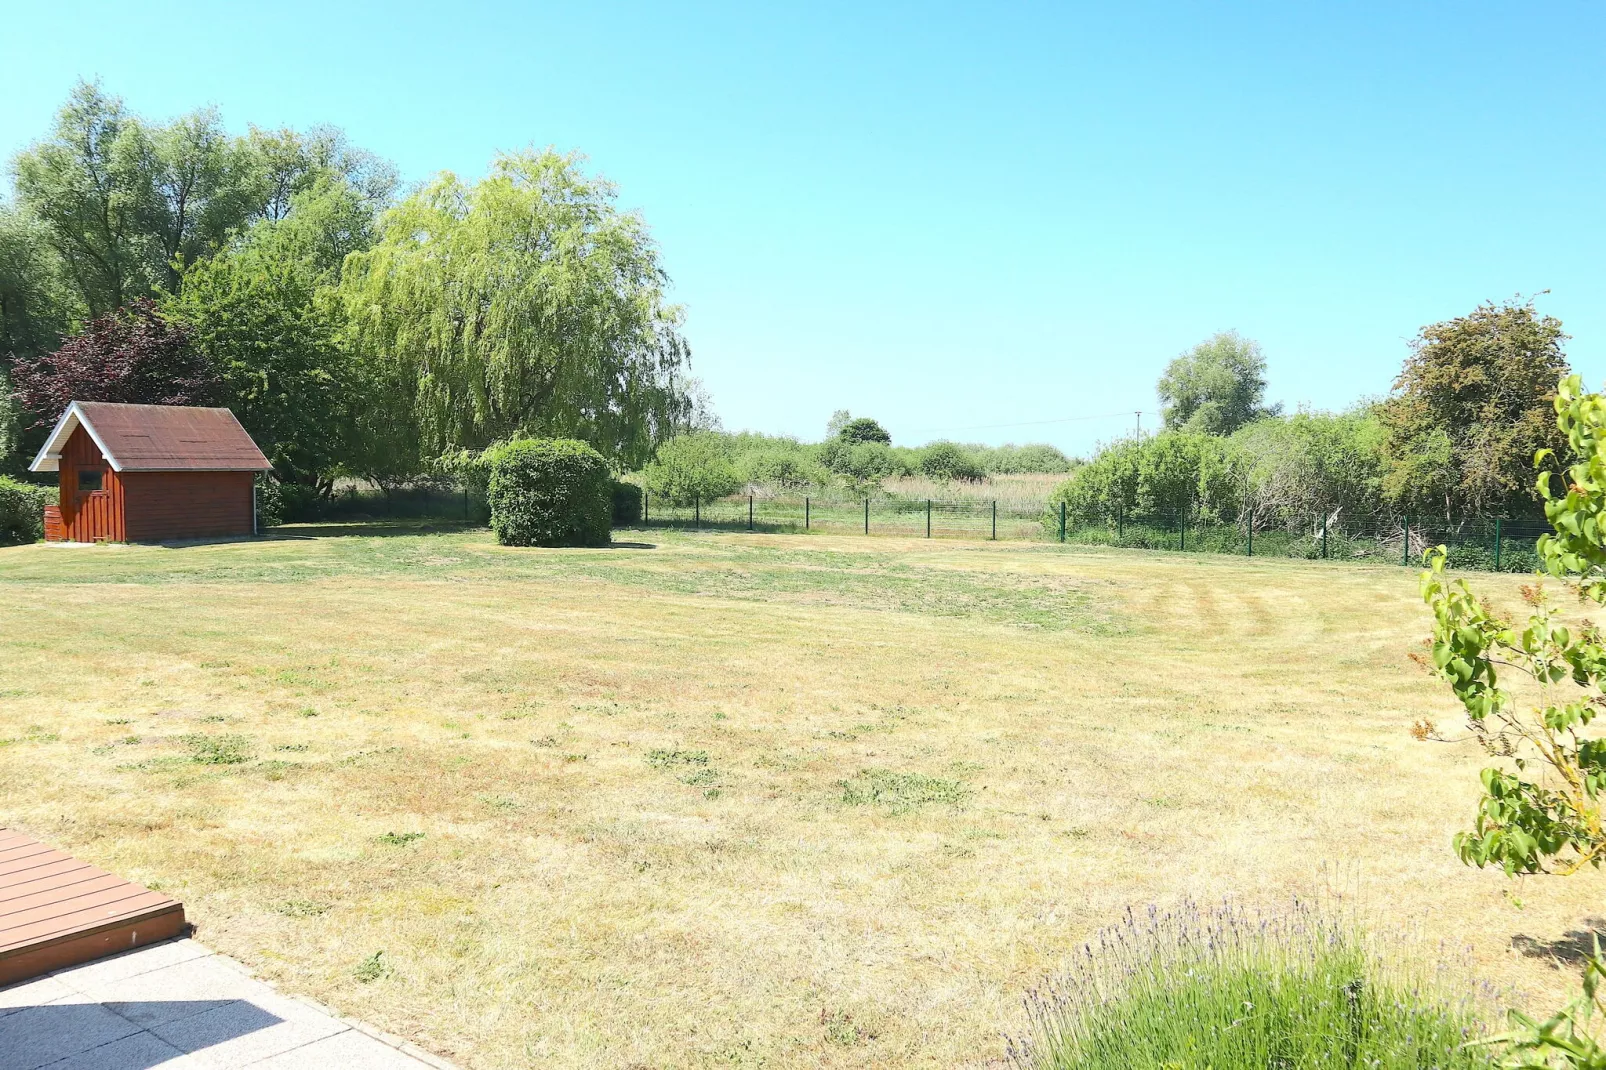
[77,469,103,492]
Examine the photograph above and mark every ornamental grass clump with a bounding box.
[1008,898,1492,1070]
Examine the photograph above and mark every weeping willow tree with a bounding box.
[338,149,691,477]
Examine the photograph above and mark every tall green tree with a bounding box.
[245,125,396,223]
[11,81,392,315]
[1158,330,1276,435]
[10,82,158,315]
[338,149,691,471]
[0,371,23,475]
[0,204,79,368]
[836,416,891,445]
[1382,297,1568,525]
[146,107,264,293]
[166,179,371,487]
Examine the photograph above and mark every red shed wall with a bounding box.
[56,427,125,542]
[122,472,254,541]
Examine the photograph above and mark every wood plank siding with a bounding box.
[0,828,186,986]
[122,471,254,541]
[49,426,256,543]
[56,426,125,542]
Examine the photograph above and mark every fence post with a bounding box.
[1402,515,1409,566]
[805,497,810,530]
[749,494,754,531]
[1246,520,1252,557]
[1117,502,1123,542]
[1180,509,1186,552]
[1494,518,1503,570]
[1321,515,1327,560]
[464,487,469,522]
[694,494,700,529]
[644,489,649,525]
[991,500,997,541]
[864,498,869,535]
[1059,501,1067,543]
[926,499,931,538]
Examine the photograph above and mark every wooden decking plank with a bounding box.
[0,828,51,849]
[0,896,182,956]
[0,905,186,987]
[0,858,103,901]
[0,829,184,983]
[0,873,129,916]
[0,885,167,936]
[0,829,36,846]
[0,843,63,873]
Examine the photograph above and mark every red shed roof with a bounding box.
[29,402,273,473]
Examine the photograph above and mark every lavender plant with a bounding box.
[1008,898,1489,1070]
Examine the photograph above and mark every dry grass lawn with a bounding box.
[0,525,1601,1068]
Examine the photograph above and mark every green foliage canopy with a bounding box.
[643,433,741,505]
[0,474,51,545]
[0,206,79,368]
[837,416,891,445]
[1384,298,1568,525]
[1049,408,1386,530]
[1419,375,1606,1067]
[1157,330,1275,436]
[339,150,690,471]
[917,441,984,482]
[10,81,389,317]
[165,179,370,486]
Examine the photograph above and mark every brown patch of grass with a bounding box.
[0,529,1599,1068]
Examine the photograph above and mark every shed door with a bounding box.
[66,464,116,541]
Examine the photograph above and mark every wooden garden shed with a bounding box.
[29,401,272,543]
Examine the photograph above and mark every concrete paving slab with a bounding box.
[49,938,210,992]
[75,958,267,1027]
[0,938,454,1069]
[0,974,74,1019]
[147,997,342,1069]
[1,1000,142,1069]
[34,1029,196,1070]
[251,1028,434,1069]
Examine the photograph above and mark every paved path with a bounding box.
[0,938,453,1069]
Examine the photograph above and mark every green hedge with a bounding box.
[0,476,53,546]
[611,480,643,526]
[488,439,612,547]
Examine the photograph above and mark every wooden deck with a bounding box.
[0,828,185,987]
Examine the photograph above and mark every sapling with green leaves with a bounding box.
[1420,374,1606,1066]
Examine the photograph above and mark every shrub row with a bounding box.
[0,475,52,545]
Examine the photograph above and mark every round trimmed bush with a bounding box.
[488,439,612,547]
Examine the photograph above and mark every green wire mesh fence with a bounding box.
[635,490,1550,573]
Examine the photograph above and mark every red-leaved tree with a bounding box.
[10,299,219,430]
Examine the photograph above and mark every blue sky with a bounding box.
[3,2,1602,455]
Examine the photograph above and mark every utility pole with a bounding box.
[1135,411,1142,439]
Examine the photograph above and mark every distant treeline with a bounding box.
[1053,306,1570,534]
[639,418,1074,505]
